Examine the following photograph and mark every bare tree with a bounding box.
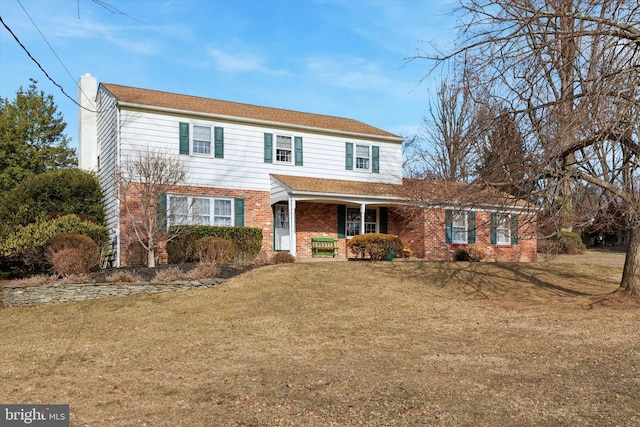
[117,148,188,268]
[406,72,484,182]
[411,0,640,294]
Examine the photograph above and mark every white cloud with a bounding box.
[206,47,289,76]
[306,55,399,93]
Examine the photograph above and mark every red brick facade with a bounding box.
[119,187,536,265]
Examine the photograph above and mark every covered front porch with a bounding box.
[270,174,404,258]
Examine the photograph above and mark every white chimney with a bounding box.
[78,73,98,170]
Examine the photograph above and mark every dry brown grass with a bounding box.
[1,251,638,426]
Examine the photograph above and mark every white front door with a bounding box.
[274,204,290,251]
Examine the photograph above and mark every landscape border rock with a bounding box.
[1,279,225,307]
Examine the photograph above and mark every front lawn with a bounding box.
[1,257,638,426]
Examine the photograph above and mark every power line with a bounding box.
[16,0,97,112]
[0,15,96,112]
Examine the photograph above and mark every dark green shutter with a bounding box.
[379,207,388,234]
[490,213,497,244]
[264,133,273,163]
[445,210,452,243]
[345,142,353,170]
[294,136,303,166]
[179,122,189,154]
[372,146,380,173]
[468,211,476,244]
[234,198,244,226]
[157,194,168,230]
[511,214,519,245]
[214,126,224,158]
[337,205,346,238]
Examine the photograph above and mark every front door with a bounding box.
[274,203,290,251]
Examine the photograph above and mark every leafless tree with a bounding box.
[411,0,640,294]
[117,148,188,268]
[406,72,485,182]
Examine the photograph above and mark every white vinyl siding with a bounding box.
[117,109,403,191]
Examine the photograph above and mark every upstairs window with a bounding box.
[276,135,292,163]
[192,125,211,155]
[355,144,370,170]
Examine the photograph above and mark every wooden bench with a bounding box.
[311,237,339,257]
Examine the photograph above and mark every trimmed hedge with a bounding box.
[347,233,404,261]
[550,231,586,255]
[167,226,262,264]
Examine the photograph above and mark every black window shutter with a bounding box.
[337,205,346,238]
[468,211,476,244]
[490,213,498,244]
[379,207,388,234]
[511,214,519,245]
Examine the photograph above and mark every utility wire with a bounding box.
[0,16,96,112]
[16,0,97,111]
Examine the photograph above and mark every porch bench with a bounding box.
[311,237,339,257]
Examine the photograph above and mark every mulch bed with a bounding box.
[88,263,255,283]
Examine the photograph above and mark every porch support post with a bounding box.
[288,196,297,256]
[360,203,366,235]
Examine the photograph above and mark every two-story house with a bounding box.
[78,73,536,266]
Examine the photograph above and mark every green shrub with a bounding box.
[0,214,109,272]
[45,233,101,273]
[167,226,262,264]
[271,252,295,264]
[454,249,470,261]
[549,231,586,255]
[194,236,234,264]
[346,233,404,261]
[0,168,105,231]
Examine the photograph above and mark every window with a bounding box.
[355,144,370,170]
[276,135,292,163]
[451,211,468,244]
[495,214,511,245]
[168,195,233,227]
[192,125,211,155]
[346,207,377,237]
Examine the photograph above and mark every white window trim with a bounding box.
[452,211,468,244]
[496,213,511,245]
[191,123,212,157]
[355,143,371,172]
[168,195,234,227]
[274,134,293,165]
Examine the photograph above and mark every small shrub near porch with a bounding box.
[347,233,404,260]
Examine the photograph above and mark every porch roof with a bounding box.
[271,174,403,205]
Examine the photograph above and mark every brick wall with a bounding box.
[119,184,272,266]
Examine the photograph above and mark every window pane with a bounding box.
[193,125,211,154]
[276,135,292,149]
[346,208,360,237]
[169,196,188,225]
[356,145,369,157]
[192,198,210,225]
[496,214,510,244]
[355,145,370,170]
[214,199,231,216]
[276,135,292,162]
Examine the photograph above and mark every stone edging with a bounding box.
[1,279,224,307]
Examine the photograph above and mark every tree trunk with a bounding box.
[147,248,156,268]
[617,225,640,295]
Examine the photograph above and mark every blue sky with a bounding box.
[1,0,458,151]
